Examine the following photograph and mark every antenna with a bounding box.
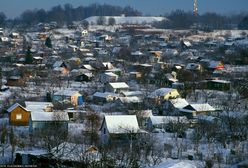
[194,0,198,16]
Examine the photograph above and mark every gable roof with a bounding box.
[30,112,69,121]
[7,103,30,113]
[108,82,129,89]
[169,98,189,109]
[149,88,177,98]
[183,103,215,112]
[101,115,140,134]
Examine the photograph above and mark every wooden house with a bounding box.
[92,92,119,104]
[6,76,24,86]
[149,88,180,104]
[207,79,231,91]
[7,103,31,126]
[53,90,83,106]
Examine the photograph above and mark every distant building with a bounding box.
[53,90,83,106]
[105,82,129,93]
[84,15,167,25]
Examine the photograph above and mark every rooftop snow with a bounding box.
[169,98,189,109]
[149,116,188,125]
[31,112,69,121]
[150,88,176,98]
[54,90,81,96]
[109,82,129,89]
[103,115,140,134]
[7,103,30,113]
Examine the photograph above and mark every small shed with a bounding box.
[105,82,129,93]
[207,79,231,91]
[7,103,31,126]
[53,90,83,106]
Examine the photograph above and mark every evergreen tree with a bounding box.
[25,46,33,64]
[45,37,52,48]
[238,16,248,30]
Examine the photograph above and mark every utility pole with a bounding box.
[194,0,198,16]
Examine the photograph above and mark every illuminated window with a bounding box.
[16,114,22,120]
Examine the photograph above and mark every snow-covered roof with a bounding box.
[152,159,197,168]
[102,62,114,69]
[85,16,166,25]
[131,51,144,56]
[120,91,143,97]
[7,103,30,113]
[210,79,230,84]
[54,90,81,96]
[149,116,188,125]
[184,103,216,112]
[31,112,69,121]
[82,64,95,71]
[53,61,63,68]
[169,98,189,109]
[118,96,142,103]
[51,142,100,162]
[109,82,129,89]
[104,72,118,77]
[150,88,176,98]
[93,92,119,98]
[103,115,140,134]
[25,101,53,113]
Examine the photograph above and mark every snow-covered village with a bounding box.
[0,1,248,168]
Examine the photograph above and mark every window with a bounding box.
[104,128,106,134]
[16,114,22,120]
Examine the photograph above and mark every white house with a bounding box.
[99,115,144,143]
[105,82,129,93]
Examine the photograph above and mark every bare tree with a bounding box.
[108,17,116,26]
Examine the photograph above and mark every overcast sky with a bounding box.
[1,0,248,18]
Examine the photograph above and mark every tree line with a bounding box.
[0,3,141,27]
[0,4,248,29]
[154,10,248,30]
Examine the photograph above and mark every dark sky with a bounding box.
[1,0,248,18]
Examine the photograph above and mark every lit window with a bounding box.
[16,114,22,120]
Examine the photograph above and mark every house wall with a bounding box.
[30,121,68,134]
[100,121,110,144]
[163,90,180,100]
[10,106,30,126]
